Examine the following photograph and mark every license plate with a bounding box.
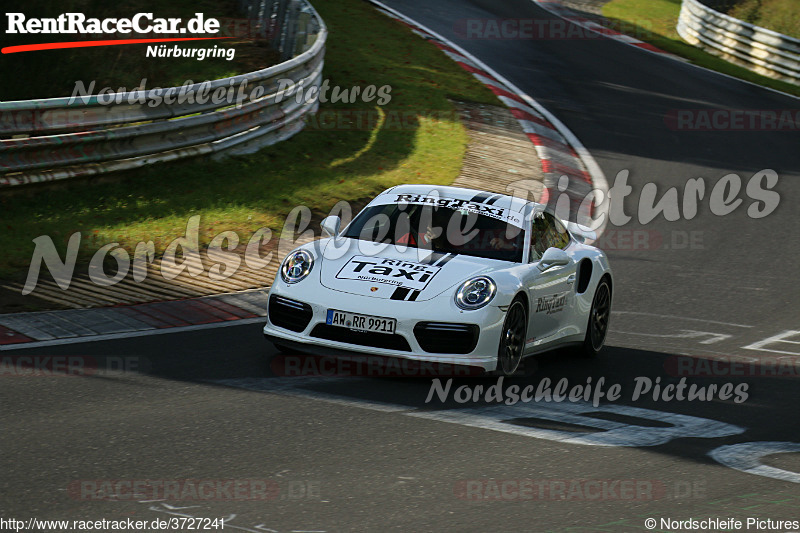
[326,309,396,334]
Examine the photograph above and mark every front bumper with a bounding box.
[262,283,507,372]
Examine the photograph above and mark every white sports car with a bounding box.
[263,184,612,375]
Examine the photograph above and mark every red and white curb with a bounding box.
[0,289,268,349]
[533,0,674,57]
[368,0,608,232]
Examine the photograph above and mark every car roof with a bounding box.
[374,184,544,217]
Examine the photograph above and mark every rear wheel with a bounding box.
[496,299,527,376]
[579,277,611,357]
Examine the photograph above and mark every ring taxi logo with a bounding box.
[536,292,567,315]
[335,256,442,291]
[2,12,232,57]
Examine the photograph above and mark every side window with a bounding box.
[544,213,570,249]
[529,215,549,261]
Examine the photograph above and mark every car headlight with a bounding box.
[455,276,496,310]
[281,250,314,284]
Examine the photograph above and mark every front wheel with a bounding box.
[579,277,612,358]
[496,299,528,376]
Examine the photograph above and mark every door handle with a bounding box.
[566,274,576,285]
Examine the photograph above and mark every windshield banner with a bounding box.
[380,193,526,228]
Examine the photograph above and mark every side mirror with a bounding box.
[538,247,571,271]
[321,215,341,237]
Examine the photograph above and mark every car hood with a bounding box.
[318,239,508,301]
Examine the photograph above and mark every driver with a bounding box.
[489,225,522,251]
[397,222,439,247]
[489,234,517,251]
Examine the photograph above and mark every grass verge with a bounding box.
[0,0,500,280]
[601,0,800,98]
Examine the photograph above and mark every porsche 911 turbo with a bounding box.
[263,184,612,375]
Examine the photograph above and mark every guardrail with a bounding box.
[677,0,800,85]
[0,0,326,188]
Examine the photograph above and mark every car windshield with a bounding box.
[341,202,525,262]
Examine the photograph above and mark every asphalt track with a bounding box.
[2,1,800,531]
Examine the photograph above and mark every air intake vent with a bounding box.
[268,295,313,332]
[414,322,480,354]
